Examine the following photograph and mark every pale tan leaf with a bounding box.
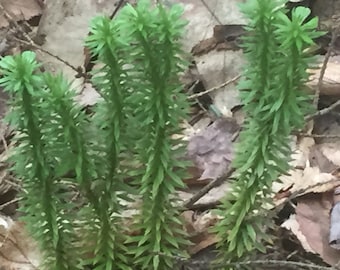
[0,217,40,270]
[0,0,42,28]
[295,193,340,266]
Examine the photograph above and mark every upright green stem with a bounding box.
[118,2,190,269]
[213,1,322,266]
[0,52,77,270]
[86,16,131,269]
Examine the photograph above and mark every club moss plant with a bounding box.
[213,0,323,266]
[0,52,80,270]
[0,0,324,269]
[116,2,191,270]
[0,1,190,270]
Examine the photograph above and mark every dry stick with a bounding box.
[183,167,236,209]
[214,259,333,270]
[12,37,83,75]
[305,99,340,122]
[188,75,241,100]
[156,251,333,270]
[199,0,223,25]
[0,197,20,211]
[312,33,336,108]
[109,0,125,19]
[298,133,340,139]
[313,15,340,108]
[307,16,340,121]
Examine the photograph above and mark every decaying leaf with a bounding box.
[187,118,238,180]
[0,217,40,270]
[0,0,42,28]
[281,214,315,254]
[182,210,219,255]
[295,192,340,266]
[273,137,340,204]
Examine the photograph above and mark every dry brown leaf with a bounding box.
[0,0,42,28]
[75,83,101,107]
[196,50,244,117]
[188,233,218,255]
[309,144,338,173]
[187,118,238,180]
[172,0,246,52]
[182,210,219,255]
[273,137,340,204]
[281,214,315,253]
[320,143,340,167]
[0,217,40,270]
[274,166,338,205]
[295,192,340,266]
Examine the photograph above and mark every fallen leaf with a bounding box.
[195,50,245,117]
[281,214,315,254]
[295,192,340,266]
[182,210,219,255]
[36,0,118,91]
[0,217,40,270]
[187,118,238,180]
[0,0,42,28]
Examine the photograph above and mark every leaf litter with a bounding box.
[0,0,340,269]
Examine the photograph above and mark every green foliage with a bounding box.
[116,2,190,270]
[0,0,322,269]
[85,15,131,270]
[0,52,80,269]
[213,0,324,267]
[0,1,189,270]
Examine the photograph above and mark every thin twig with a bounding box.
[199,0,222,25]
[216,259,332,270]
[305,99,340,122]
[0,2,86,78]
[109,0,125,19]
[0,197,20,211]
[313,38,335,108]
[155,251,333,270]
[183,167,235,209]
[297,133,340,139]
[313,16,340,108]
[188,75,240,100]
[12,36,83,76]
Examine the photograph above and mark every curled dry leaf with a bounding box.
[273,137,340,204]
